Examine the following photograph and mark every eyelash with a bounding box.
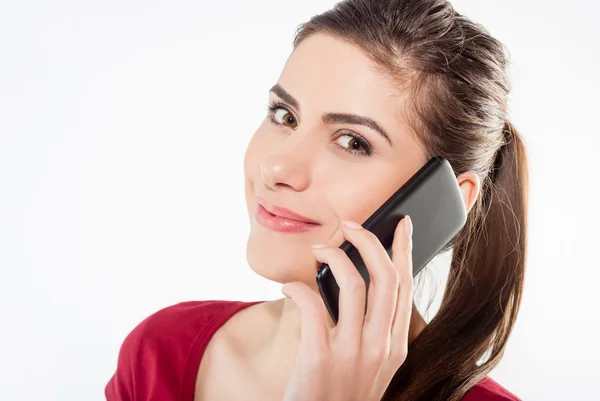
[265,101,373,157]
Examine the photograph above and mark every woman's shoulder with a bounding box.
[116,300,255,351]
[131,299,249,333]
[462,376,521,401]
[112,299,262,359]
[105,299,261,400]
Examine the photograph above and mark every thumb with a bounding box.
[282,282,331,351]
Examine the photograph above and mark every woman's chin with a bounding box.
[246,238,319,287]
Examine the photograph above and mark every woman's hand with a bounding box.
[280,216,414,401]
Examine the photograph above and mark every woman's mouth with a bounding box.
[255,199,321,233]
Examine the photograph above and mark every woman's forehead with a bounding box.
[281,34,393,99]
[276,34,412,143]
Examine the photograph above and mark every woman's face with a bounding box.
[244,33,427,291]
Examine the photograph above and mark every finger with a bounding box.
[311,245,365,344]
[340,221,398,341]
[389,216,415,360]
[281,282,331,359]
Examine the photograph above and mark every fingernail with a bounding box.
[342,220,362,229]
[404,215,413,237]
[311,243,327,248]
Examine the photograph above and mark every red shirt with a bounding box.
[105,300,520,401]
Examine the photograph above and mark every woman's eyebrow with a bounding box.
[270,84,300,110]
[269,83,393,147]
[322,113,392,147]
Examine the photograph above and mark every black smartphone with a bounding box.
[315,156,467,325]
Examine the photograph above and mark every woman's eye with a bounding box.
[335,133,372,157]
[274,109,297,127]
[267,103,298,129]
[265,102,372,157]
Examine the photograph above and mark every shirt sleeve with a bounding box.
[104,303,188,401]
[104,313,151,401]
[104,301,219,401]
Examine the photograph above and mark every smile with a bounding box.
[255,203,321,233]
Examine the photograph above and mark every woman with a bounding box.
[106,0,527,400]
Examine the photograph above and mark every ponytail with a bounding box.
[384,121,529,401]
[292,1,529,398]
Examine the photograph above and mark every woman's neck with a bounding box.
[242,295,427,391]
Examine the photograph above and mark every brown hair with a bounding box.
[293,1,528,400]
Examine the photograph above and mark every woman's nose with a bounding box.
[259,137,315,192]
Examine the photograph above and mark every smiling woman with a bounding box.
[105,1,527,400]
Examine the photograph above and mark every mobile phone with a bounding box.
[315,156,467,325]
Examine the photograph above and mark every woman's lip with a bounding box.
[255,204,320,233]
[256,197,320,224]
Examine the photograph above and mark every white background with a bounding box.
[1,1,599,400]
